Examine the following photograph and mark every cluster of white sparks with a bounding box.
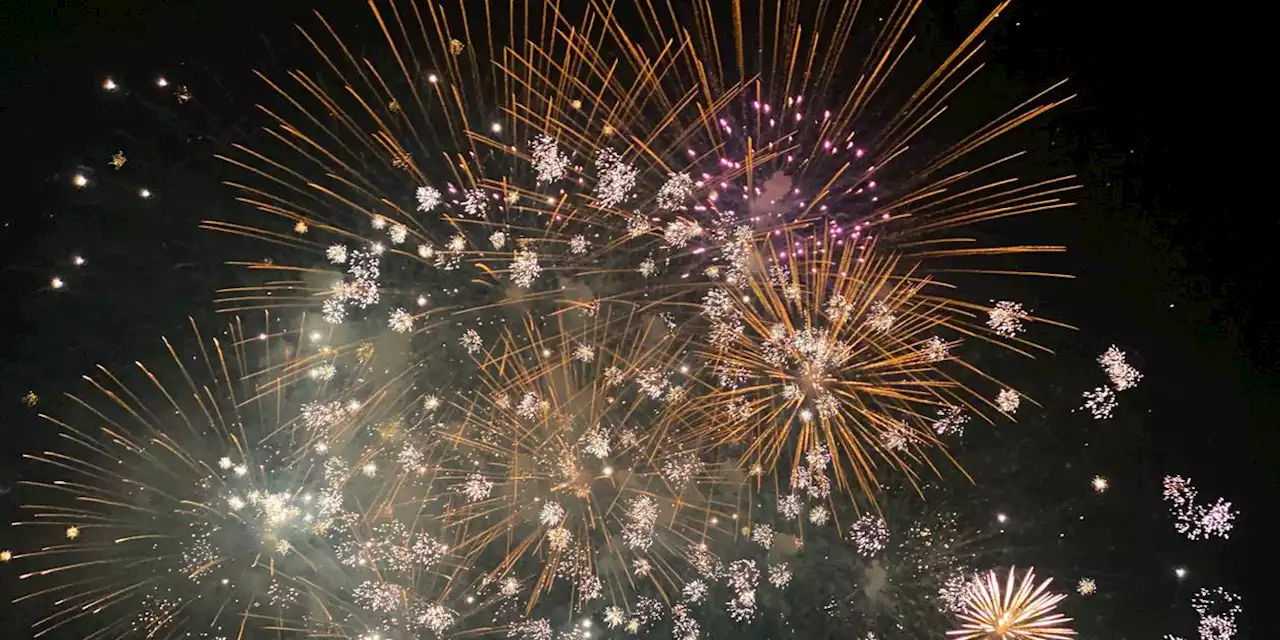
[622,495,659,550]
[530,135,571,184]
[1099,345,1142,390]
[996,388,1021,414]
[457,472,494,502]
[1190,587,1241,640]
[986,300,1029,338]
[1162,475,1236,540]
[1080,385,1118,420]
[593,148,638,207]
[725,559,759,621]
[511,249,541,288]
[932,406,969,437]
[848,515,889,556]
[655,172,695,209]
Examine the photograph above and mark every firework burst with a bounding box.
[948,567,1076,640]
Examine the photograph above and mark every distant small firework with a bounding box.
[948,567,1076,640]
[996,389,1021,414]
[1076,578,1096,596]
[1080,385,1117,419]
[932,406,969,437]
[1098,345,1142,390]
[986,301,1030,338]
[1190,587,1241,640]
[1091,475,1110,493]
[1162,476,1237,540]
[849,515,890,556]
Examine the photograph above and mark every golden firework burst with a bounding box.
[948,567,1076,640]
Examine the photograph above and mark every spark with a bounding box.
[569,234,588,254]
[1092,475,1110,493]
[50,277,65,289]
[72,173,88,188]
[65,526,80,540]
[1077,578,1096,596]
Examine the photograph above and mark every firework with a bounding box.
[9,318,394,637]
[948,567,1076,640]
[79,0,1102,634]
[1162,476,1237,540]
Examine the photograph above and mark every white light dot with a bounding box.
[1174,566,1187,579]
[602,466,613,476]
[72,174,88,188]
[417,295,428,307]
[490,122,502,133]
[139,188,152,199]
[103,78,117,91]
[72,255,85,266]
[996,512,1008,523]
[156,77,169,87]
[541,349,551,357]
[465,595,475,604]
[50,276,65,289]
[428,73,439,83]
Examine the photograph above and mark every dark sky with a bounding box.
[0,0,1271,637]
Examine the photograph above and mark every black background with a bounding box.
[1,0,1271,637]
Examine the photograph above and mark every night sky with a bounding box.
[1,1,1271,637]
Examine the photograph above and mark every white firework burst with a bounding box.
[416,185,442,212]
